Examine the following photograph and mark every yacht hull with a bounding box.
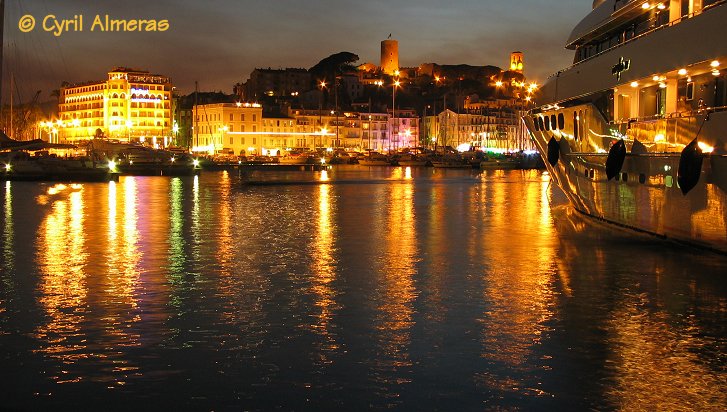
[525,114,727,254]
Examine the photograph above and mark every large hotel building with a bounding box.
[58,67,173,145]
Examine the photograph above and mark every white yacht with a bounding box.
[526,0,727,253]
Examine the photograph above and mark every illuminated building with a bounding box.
[58,67,173,144]
[192,102,262,155]
[261,116,297,151]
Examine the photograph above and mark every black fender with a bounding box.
[547,137,559,167]
[605,139,626,181]
[677,138,703,195]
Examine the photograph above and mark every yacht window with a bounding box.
[551,115,557,130]
[544,116,550,131]
[686,82,694,101]
[573,112,579,140]
[558,113,565,130]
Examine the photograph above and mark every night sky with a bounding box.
[3,0,590,102]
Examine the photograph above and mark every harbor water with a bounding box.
[0,167,725,410]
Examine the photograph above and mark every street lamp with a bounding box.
[392,79,401,153]
[318,80,326,149]
[172,121,179,146]
[125,120,133,142]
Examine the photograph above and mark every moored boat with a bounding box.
[525,0,727,253]
[279,150,317,165]
[1,151,118,182]
[396,153,429,167]
[358,152,391,166]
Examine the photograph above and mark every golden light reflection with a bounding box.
[215,171,234,271]
[605,294,727,409]
[192,175,200,248]
[404,166,412,180]
[476,171,560,395]
[310,183,339,357]
[376,179,417,370]
[101,177,142,383]
[319,170,330,182]
[108,181,117,243]
[168,177,185,278]
[2,181,14,275]
[105,177,141,311]
[35,185,89,371]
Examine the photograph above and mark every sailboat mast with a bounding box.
[0,0,5,127]
[9,72,12,138]
[194,81,198,150]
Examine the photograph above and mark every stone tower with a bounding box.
[381,38,399,76]
[510,51,524,73]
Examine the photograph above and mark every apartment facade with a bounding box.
[58,68,173,144]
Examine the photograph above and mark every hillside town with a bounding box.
[7,37,539,161]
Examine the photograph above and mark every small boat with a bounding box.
[1,151,118,182]
[396,153,429,167]
[279,151,316,165]
[479,155,522,170]
[358,152,391,166]
[431,154,471,168]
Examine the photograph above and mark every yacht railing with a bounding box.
[612,105,727,125]
[550,0,727,78]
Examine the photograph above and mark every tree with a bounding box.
[309,51,360,81]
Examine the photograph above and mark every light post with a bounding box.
[391,78,400,153]
[318,80,326,150]
[126,120,133,143]
[172,121,179,147]
[368,115,372,151]
[334,76,340,148]
[218,125,228,154]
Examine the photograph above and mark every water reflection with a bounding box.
[2,181,13,277]
[0,182,14,319]
[550,202,727,409]
[0,169,723,410]
[215,171,234,270]
[168,177,185,277]
[34,184,89,376]
[372,177,418,402]
[309,183,340,359]
[606,292,727,409]
[476,171,559,398]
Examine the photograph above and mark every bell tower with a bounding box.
[510,52,524,73]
